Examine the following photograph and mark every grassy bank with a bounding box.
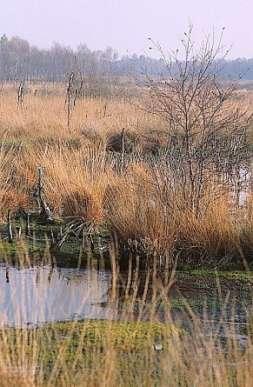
[0,310,253,386]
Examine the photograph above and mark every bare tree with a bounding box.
[65,71,85,129]
[146,27,252,213]
[66,72,75,129]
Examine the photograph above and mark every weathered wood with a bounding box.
[33,167,53,222]
[7,210,13,243]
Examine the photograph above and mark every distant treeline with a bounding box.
[0,34,253,82]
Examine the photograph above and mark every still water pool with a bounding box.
[0,261,252,344]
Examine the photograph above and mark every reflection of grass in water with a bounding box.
[174,270,253,323]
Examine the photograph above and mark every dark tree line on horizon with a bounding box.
[0,34,253,83]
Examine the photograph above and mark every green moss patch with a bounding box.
[0,320,180,383]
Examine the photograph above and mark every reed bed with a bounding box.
[0,84,252,266]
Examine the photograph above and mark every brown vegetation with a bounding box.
[0,71,252,265]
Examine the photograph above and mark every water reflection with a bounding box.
[0,261,252,341]
[0,264,112,326]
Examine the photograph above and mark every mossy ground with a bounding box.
[1,320,179,383]
[177,269,253,290]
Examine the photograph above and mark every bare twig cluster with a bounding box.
[146,27,253,213]
[65,72,84,129]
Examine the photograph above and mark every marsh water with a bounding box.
[0,263,115,326]
[0,260,252,343]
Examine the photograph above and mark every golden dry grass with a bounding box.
[0,83,163,218]
[0,83,252,262]
[0,84,253,386]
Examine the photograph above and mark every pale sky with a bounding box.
[0,0,252,58]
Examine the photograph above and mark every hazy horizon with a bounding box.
[0,0,253,59]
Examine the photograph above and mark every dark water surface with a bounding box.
[0,261,252,343]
